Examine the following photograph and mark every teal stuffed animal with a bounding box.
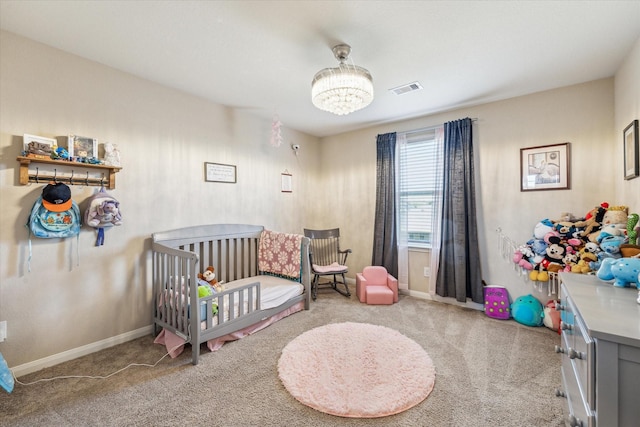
[511,294,544,327]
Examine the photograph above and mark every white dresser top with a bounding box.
[559,272,640,347]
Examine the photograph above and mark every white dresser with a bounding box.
[556,272,640,427]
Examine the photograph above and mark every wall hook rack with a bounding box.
[17,156,122,189]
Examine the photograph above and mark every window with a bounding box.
[397,126,443,247]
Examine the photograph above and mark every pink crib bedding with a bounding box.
[154,301,304,358]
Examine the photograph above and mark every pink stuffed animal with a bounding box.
[543,300,561,333]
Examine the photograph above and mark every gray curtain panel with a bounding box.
[372,132,398,278]
[435,118,483,303]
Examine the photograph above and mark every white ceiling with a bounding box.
[1,1,639,137]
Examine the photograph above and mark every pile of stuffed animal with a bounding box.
[512,202,640,283]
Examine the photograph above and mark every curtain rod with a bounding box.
[402,118,478,136]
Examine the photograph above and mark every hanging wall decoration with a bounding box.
[623,119,639,180]
[281,170,292,193]
[270,113,283,147]
[520,142,570,191]
[205,162,237,183]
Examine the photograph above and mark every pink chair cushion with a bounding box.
[366,286,394,305]
[312,262,348,274]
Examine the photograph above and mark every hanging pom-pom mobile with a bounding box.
[270,113,283,147]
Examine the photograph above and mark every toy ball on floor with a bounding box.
[511,294,544,327]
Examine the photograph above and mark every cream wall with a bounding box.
[615,37,640,210]
[1,29,638,371]
[0,31,321,368]
[319,76,638,303]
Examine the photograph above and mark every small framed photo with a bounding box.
[205,162,237,183]
[23,134,56,157]
[520,142,570,191]
[68,135,98,159]
[623,119,639,180]
[281,172,292,193]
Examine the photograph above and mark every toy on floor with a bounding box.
[0,352,13,393]
[511,294,544,327]
[543,300,561,333]
[483,285,511,319]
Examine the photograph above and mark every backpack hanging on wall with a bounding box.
[84,187,122,246]
[26,182,81,271]
[27,182,81,239]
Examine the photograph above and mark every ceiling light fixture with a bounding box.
[311,44,373,116]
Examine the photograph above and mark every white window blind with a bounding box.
[398,126,443,246]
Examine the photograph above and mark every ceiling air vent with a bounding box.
[389,81,423,95]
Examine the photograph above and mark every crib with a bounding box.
[151,224,311,364]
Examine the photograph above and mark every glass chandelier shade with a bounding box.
[311,44,374,115]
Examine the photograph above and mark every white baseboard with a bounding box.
[400,289,484,311]
[12,325,153,378]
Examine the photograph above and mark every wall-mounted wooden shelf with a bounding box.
[17,156,122,189]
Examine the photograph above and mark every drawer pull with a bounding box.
[568,348,584,360]
[568,414,583,427]
[555,388,566,398]
[560,321,573,331]
[555,345,566,354]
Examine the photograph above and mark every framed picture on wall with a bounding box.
[281,171,292,192]
[623,119,639,180]
[205,162,237,183]
[68,135,98,159]
[520,142,570,191]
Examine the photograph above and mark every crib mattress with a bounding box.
[223,275,303,309]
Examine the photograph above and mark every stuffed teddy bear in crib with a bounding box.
[198,266,224,293]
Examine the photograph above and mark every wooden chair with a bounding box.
[303,228,351,300]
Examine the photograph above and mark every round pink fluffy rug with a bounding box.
[277,322,436,418]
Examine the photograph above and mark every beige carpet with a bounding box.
[1,286,565,426]
[278,322,435,418]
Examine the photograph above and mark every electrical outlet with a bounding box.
[423,267,431,277]
[0,321,6,342]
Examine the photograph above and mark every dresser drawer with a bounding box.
[560,352,595,427]
[571,312,595,406]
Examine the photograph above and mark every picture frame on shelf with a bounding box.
[68,135,98,159]
[204,162,236,183]
[520,142,570,191]
[23,134,56,158]
[623,119,639,180]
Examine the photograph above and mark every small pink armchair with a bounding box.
[356,266,398,305]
